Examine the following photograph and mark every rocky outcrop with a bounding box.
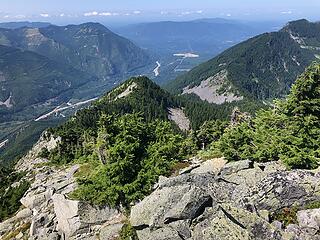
[3,132,320,240]
[131,160,320,240]
[15,133,61,172]
[182,70,243,104]
[0,136,125,240]
[168,108,191,131]
[297,208,320,236]
[52,194,120,238]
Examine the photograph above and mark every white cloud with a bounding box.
[180,10,203,15]
[281,11,292,14]
[226,13,232,17]
[84,11,98,17]
[133,10,141,14]
[99,12,119,16]
[99,12,112,16]
[60,13,65,17]
[3,15,10,18]
[40,13,50,18]
[160,11,168,15]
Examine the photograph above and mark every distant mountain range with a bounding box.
[168,19,320,103]
[1,18,319,165]
[115,18,281,85]
[0,21,51,29]
[0,22,152,118]
[115,18,276,56]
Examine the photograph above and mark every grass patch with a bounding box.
[304,201,320,210]
[2,222,31,240]
[197,148,222,160]
[270,200,320,226]
[170,161,191,176]
[119,222,138,240]
[270,207,298,226]
[73,163,95,179]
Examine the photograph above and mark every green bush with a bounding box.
[70,113,184,207]
[120,222,138,240]
[216,64,320,169]
[0,167,30,221]
[195,120,228,149]
[218,121,254,161]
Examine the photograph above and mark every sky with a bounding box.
[1,0,319,25]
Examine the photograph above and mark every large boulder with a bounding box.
[52,193,119,238]
[130,160,320,240]
[192,203,282,240]
[297,208,320,235]
[16,208,32,220]
[20,190,52,209]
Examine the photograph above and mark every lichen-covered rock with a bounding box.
[191,158,227,174]
[136,227,183,240]
[219,159,254,176]
[20,191,50,209]
[130,160,320,240]
[16,208,32,220]
[52,193,119,237]
[131,185,192,228]
[0,136,126,240]
[297,208,320,235]
[52,194,82,237]
[99,223,124,240]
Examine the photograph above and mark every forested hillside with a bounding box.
[168,19,320,102]
[0,44,94,118]
[0,23,151,80]
[36,76,262,207]
[0,22,154,167]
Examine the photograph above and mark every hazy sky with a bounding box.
[1,0,319,24]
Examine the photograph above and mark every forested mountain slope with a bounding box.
[0,22,153,162]
[0,44,94,119]
[168,19,320,103]
[0,23,151,80]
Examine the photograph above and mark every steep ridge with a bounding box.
[168,19,320,102]
[0,75,266,166]
[0,135,126,239]
[0,22,151,80]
